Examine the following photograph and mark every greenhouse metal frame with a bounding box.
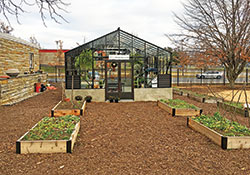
[65,27,172,100]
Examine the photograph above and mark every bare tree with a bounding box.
[0,0,69,26]
[168,0,250,87]
[30,36,41,48]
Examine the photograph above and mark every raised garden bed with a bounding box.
[217,101,249,117]
[51,100,86,117]
[187,112,250,149]
[188,92,223,103]
[173,88,183,96]
[16,115,80,154]
[158,99,202,117]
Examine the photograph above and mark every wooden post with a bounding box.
[200,68,203,85]
[177,68,179,86]
[246,69,248,85]
[223,67,226,85]
[55,66,57,83]
[71,73,74,102]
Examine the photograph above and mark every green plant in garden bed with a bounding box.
[160,99,199,110]
[23,115,80,141]
[193,112,250,136]
[224,101,244,109]
[189,91,216,99]
[173,87,182,91]
[180,89,189,93]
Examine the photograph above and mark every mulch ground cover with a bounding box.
[1,85,250,174]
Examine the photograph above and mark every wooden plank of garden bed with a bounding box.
[157,101,202,117]
[227,137,250,149]
[54,109,81,117]
[70,121,81,151]
[187,118,222,146]
[51,100,86,117]
[16,121,81,154]
[176,108,201,117]
[173,89,183,96]
[18,140,67,154]
[80,101,87,116]
[182,91,189,97]
[52,100,62,111]
[217,102,248,117]
[187,118,250,149]
[188,94,205,103]
[157,101,173,115]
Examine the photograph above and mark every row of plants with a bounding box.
[174,88,249,118]
[192,112,250,136]
[224,101,244,109]
[158,99,202,117]
[22,115,80,141]
[159,97,250,149]
[173,87,220,101]
[188,91,216,99]
[160,99,199,110]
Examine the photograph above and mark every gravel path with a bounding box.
[0,86,250,174]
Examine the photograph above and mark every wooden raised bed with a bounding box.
[188,93,223,104]
[16,119,80,154]
[217,101,249,117]
[157,100,202,117]
[51,100,86,117]
[173,88,183,96]
[187,117,250,149]
[182,91,189,97]
[173,88,190,96]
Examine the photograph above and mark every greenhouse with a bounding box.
[65,27,173,101]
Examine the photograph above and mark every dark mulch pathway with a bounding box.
[0,86,250,174]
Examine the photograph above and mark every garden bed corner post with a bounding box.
[16,141,21,154]
[66,140,72,153]
[221,136,228,150]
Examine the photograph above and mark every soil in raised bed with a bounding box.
[56,100,83,110]
[22,115,80,141]
[193,113,250,136]
[160,99,199,109]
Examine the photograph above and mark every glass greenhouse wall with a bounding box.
[65,28,172,99]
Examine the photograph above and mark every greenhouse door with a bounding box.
[105,60,134,100]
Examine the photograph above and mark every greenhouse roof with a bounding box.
[65,27,172,58]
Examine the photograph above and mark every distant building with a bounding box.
[39,49,69,66]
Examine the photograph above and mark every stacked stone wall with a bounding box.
[0,35,39,75]
[0,73,47,105]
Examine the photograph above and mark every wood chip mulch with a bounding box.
[1,85,250,174]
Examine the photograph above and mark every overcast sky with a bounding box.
[2,0,186,49]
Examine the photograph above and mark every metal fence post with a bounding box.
[170,65,172,87]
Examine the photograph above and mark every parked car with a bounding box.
[196,71,223,79]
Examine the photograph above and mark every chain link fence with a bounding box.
[172,67,250,86]
[39,64,65,82]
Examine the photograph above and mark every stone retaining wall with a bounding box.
[0,73,47,105]
[0,33,40,75]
